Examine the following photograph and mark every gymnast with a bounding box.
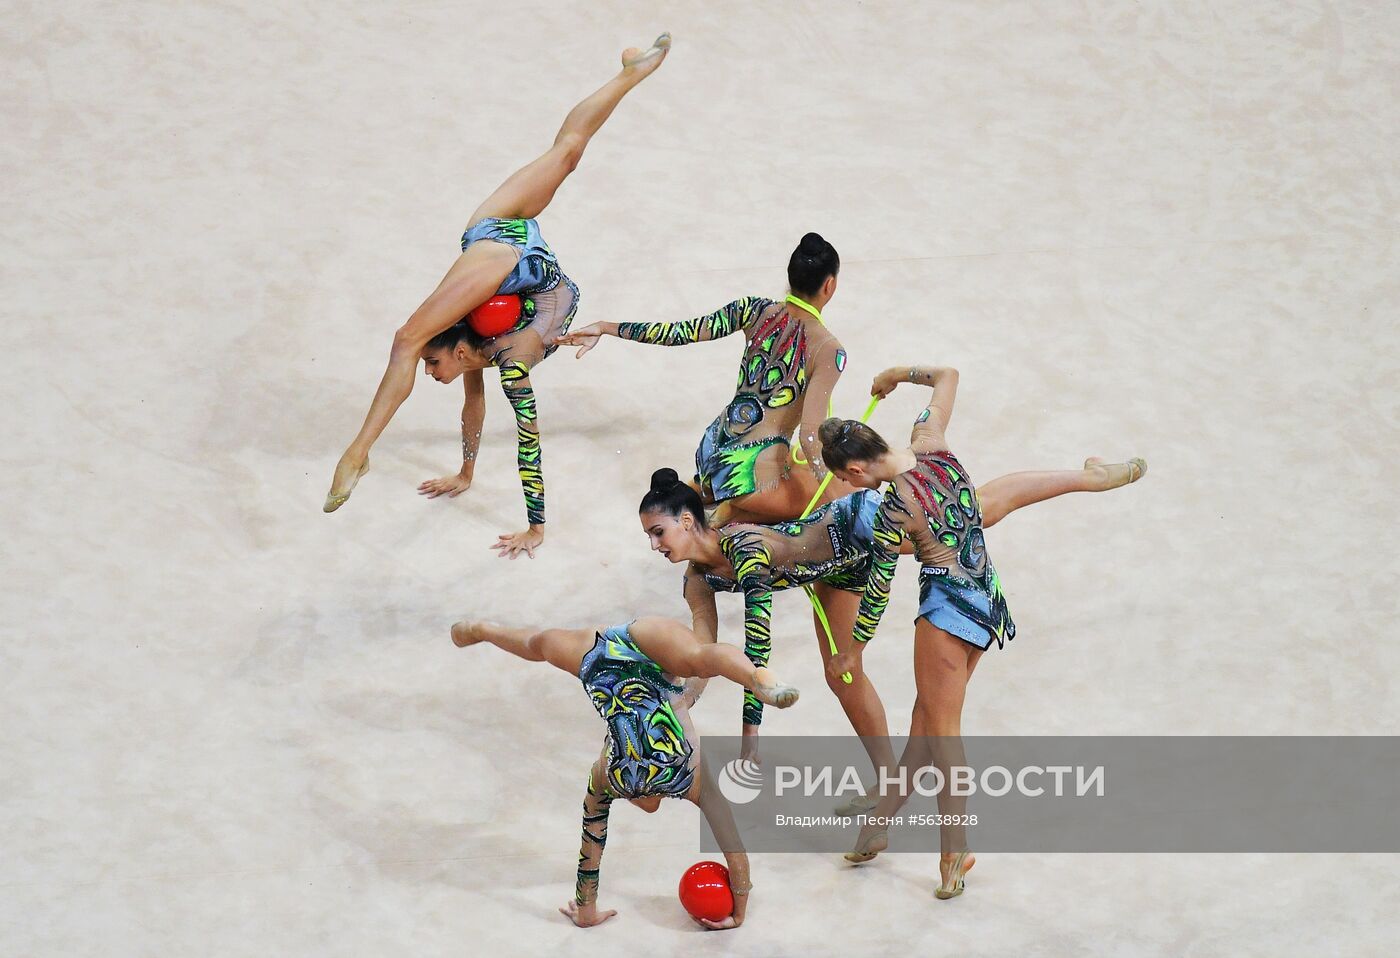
[560,232,853,525]
[640,429,1146,785]
[820,365,1146,898]
[323,34,672,560]
[449,616,798,928]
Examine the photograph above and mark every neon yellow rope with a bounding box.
[799,394,881,684]
[799,395,880,516]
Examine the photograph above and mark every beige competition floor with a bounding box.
[4,1,1398,955]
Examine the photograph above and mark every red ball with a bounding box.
[467,294,523,337]
[678,860,734,922]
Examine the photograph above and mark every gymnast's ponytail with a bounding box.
[639,468,708,528]
[787,232,840,298]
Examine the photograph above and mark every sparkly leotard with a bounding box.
[852,419,1014,650]
[459,217,580,526]
[618,297,846,503]
[691,489,881,725]
[579,624,696,799]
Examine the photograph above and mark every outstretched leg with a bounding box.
[468,33,671,225]
[323,36,671,513]
[628,616,799,708]
[324,240,516,512]
[451,619,595,676]
[977,456,1147,529]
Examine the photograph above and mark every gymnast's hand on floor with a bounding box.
[417,470,473,498]
[492,525,544,560]
[559,899,618,928]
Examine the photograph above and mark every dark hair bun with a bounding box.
[788,233,840,298]
[649,467,681,494]
[818,416,846,445]
[640,467,709,530]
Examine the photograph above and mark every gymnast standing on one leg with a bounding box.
[449,616,799,929]
[559,233,857,525]
[323,34,672,560]
[820,364,1146,899]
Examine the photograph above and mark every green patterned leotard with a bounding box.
[460,217,580,527]
[572,624,696,909]
[851,418,1014,651]
[580,624,695,798]
[690,490,882,725]
[618,297,846,503]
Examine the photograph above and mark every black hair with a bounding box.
[818,417,890,471]
[425,320,488,354]
[787,232,840,298]
[639,468,708,528]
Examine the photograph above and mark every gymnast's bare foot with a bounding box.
[323,454,370,512]
[1083,456,1147,491]
[622,33,672,78]
[451,621,485,648]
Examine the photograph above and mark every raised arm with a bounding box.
[418,367,486,499]
[556,297,773,357]
[560,758,619,928]
[871,365,959,451]
[492,360,547,559]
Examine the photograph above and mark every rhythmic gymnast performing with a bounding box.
[323,34,672,559]
[560,232,852,524]
[640,424,1146,783]
[449,616,799,929]
[819,365,1146,898]
[640,468,894,773]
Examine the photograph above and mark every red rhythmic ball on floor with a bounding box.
[467,294,522,337]
[678,860,733,922]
